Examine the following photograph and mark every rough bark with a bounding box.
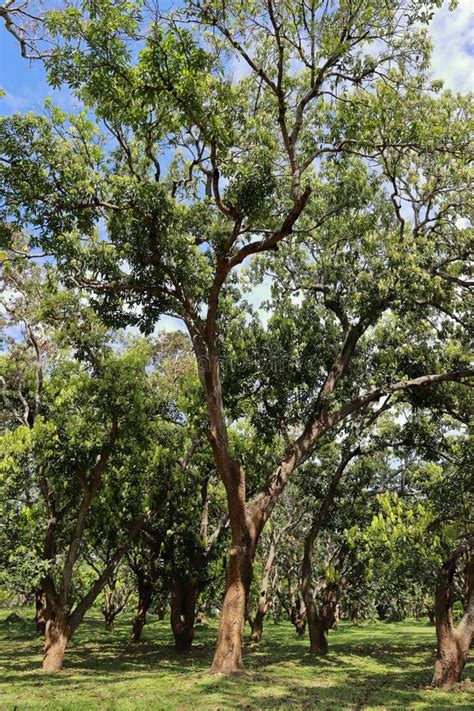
[432,543,474,690]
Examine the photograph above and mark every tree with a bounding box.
[0,261,173,671]
[1,0,472,672]
[432,536,474,690]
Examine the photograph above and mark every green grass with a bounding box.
[0,609,472,710]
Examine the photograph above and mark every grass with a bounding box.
[0,608,472,710]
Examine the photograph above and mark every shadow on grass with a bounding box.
[0,612,472,710]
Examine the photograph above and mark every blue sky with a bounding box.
[1,0,472,116]
[0,0,472,334]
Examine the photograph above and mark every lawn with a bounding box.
[0,609,472,710]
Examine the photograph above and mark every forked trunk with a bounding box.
[104,614,114,630]
[432,549,474,690]
[42,612,70,672]
[290,594,307,636]
[307,590,338,654]
[211,524,255,673]
[170,575,200,652]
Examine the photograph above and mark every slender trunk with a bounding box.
[170,575,200,652]
[432,549,474,690]
[42,608,70,672]
[301,450,359,654]
[249,607,265,642]
[301,526,327,653]
[35,589,48,635]
[249,538,277,643]
[131,584,153,643]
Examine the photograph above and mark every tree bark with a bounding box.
[131,582,153,643]
[210,509,257,673]
[170,574,200,652]
[42,609,70,672]
[432,544,474,690]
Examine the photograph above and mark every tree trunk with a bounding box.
[309,616,329,654]
[301,450,359,654]
[131,585,153,643]
[432,628,470,690]
[103,590,115,630]
[249,537,276,643]
[301,523,326,654]
[432,547,474,690]
[42,611,70,672]
[35,589,48,636]
[290,593,307,636]
[170,575,200,652]
[210,517,256,673]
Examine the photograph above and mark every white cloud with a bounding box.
[429,0,474,92]
[155,315,186,334]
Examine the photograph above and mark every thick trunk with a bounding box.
[432,627,470,690]
[432,544,474,690]
[42,611,70,672]
[170,576,199,652]
[308,615,329,654]
[211,519,256,673]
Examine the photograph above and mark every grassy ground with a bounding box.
[0,609,472,710]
